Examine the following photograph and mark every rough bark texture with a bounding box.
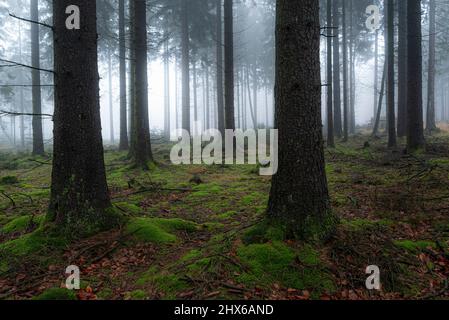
[407,0,425,151]
[326,0,334,147]
[224,0,235,130]
[426,0,437,133]
[267,0,335,240]
[342,0,348,142]
[181,0,191,133]
[386,0,396,147]
[31,0,44,155]
[397,0,407,138]
[49,0,115,236]
[131,0,153,167]
[119,0,129,150]
[332,0,342,138]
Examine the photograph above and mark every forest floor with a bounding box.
[1,127,449,300]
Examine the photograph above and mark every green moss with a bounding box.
[341,218,393,232]
[33,288,77,300]
[241,192,266,206]
[0,229,67,257]
[114,202,142,215]
[236,241,335,294]
[126,217,198,244]
[136,267,187,299]
[97,288,113,300]
[243,221,285,244]
[129,289,147,300]
[217,210,238,220]
[0,176,19,185]
[1,215,45,234]
[181,249,201,262]
[394,240,436,253]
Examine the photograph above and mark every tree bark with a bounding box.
[342,0,349,142]
[224,0,235,130]
[407,0,425,151]
[119,0,129,150]
[108,48,115,145]
[216,0,225,135]
[130,0,153,167]
[386,0,397,147]
[181,0,191,133]
[426,0,437,133]
[31,0,44,155]
[332,0,342,138]
[268,0,335,240]
[326,0,334,147]
[397,0,407,138]
[49,0,115,235]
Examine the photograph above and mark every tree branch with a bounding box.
[9,12,54,30]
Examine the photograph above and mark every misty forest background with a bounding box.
[0,0,449,300]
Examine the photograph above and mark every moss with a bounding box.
[341,218,393,232]
[33,288,77,300]
[243,221,285,244]
[394,240,436,253]
[126,217,198,244]
[114,202,142,215]
[0,176,19,185]
[1,215,45,234]
[181,249,201,262]
[0,228,67,257]
[241,192,266,206]
[97,288,113,300]
[217,210,238,220]
[136,267,187,299]
[236,241,335,295]
[129,289,147,300]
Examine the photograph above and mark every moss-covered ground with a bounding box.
[1,129,449,300]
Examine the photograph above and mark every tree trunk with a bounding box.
[31,0,44,155]
[387,0,397,148]
[374,30,379,122]
[131,0,153,167]
[397,0,407,138]
[268,0,335,240]
[342,0,349,142]
[373,62,387,136]
[193,60,198,134]
[326,0,334,147]
[426,0,437,134]
[181,0,191,133]
[18,22,25,150]
[407,0,425,151]
[216,0,225,135]
[349,0,355,134]
[49,0,115,235]
[108,48,115,145]
[332,0,342,138]
[119,0,129,150]
[252,64,258,128]
[224,0,235,130]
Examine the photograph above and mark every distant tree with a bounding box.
[397,0,407,138]
[49,0,117,236]
[342,0,349,142]
[268,0,335,240]
[216,0,225,134]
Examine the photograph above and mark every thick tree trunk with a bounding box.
[49,0,115,235]
[268,0,335,240]
[118,0,129,150]
[332,0,342,138]
[407,0,425,151]
[426,0,437,134]
[31,0,44,155]
[326,0,334,147]
[397,0,407,138]
[224,0,235,130]
[181,0,191,133]
[386,0,396,147]
[131,0,153,167]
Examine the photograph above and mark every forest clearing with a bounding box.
[1,130,449,300]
